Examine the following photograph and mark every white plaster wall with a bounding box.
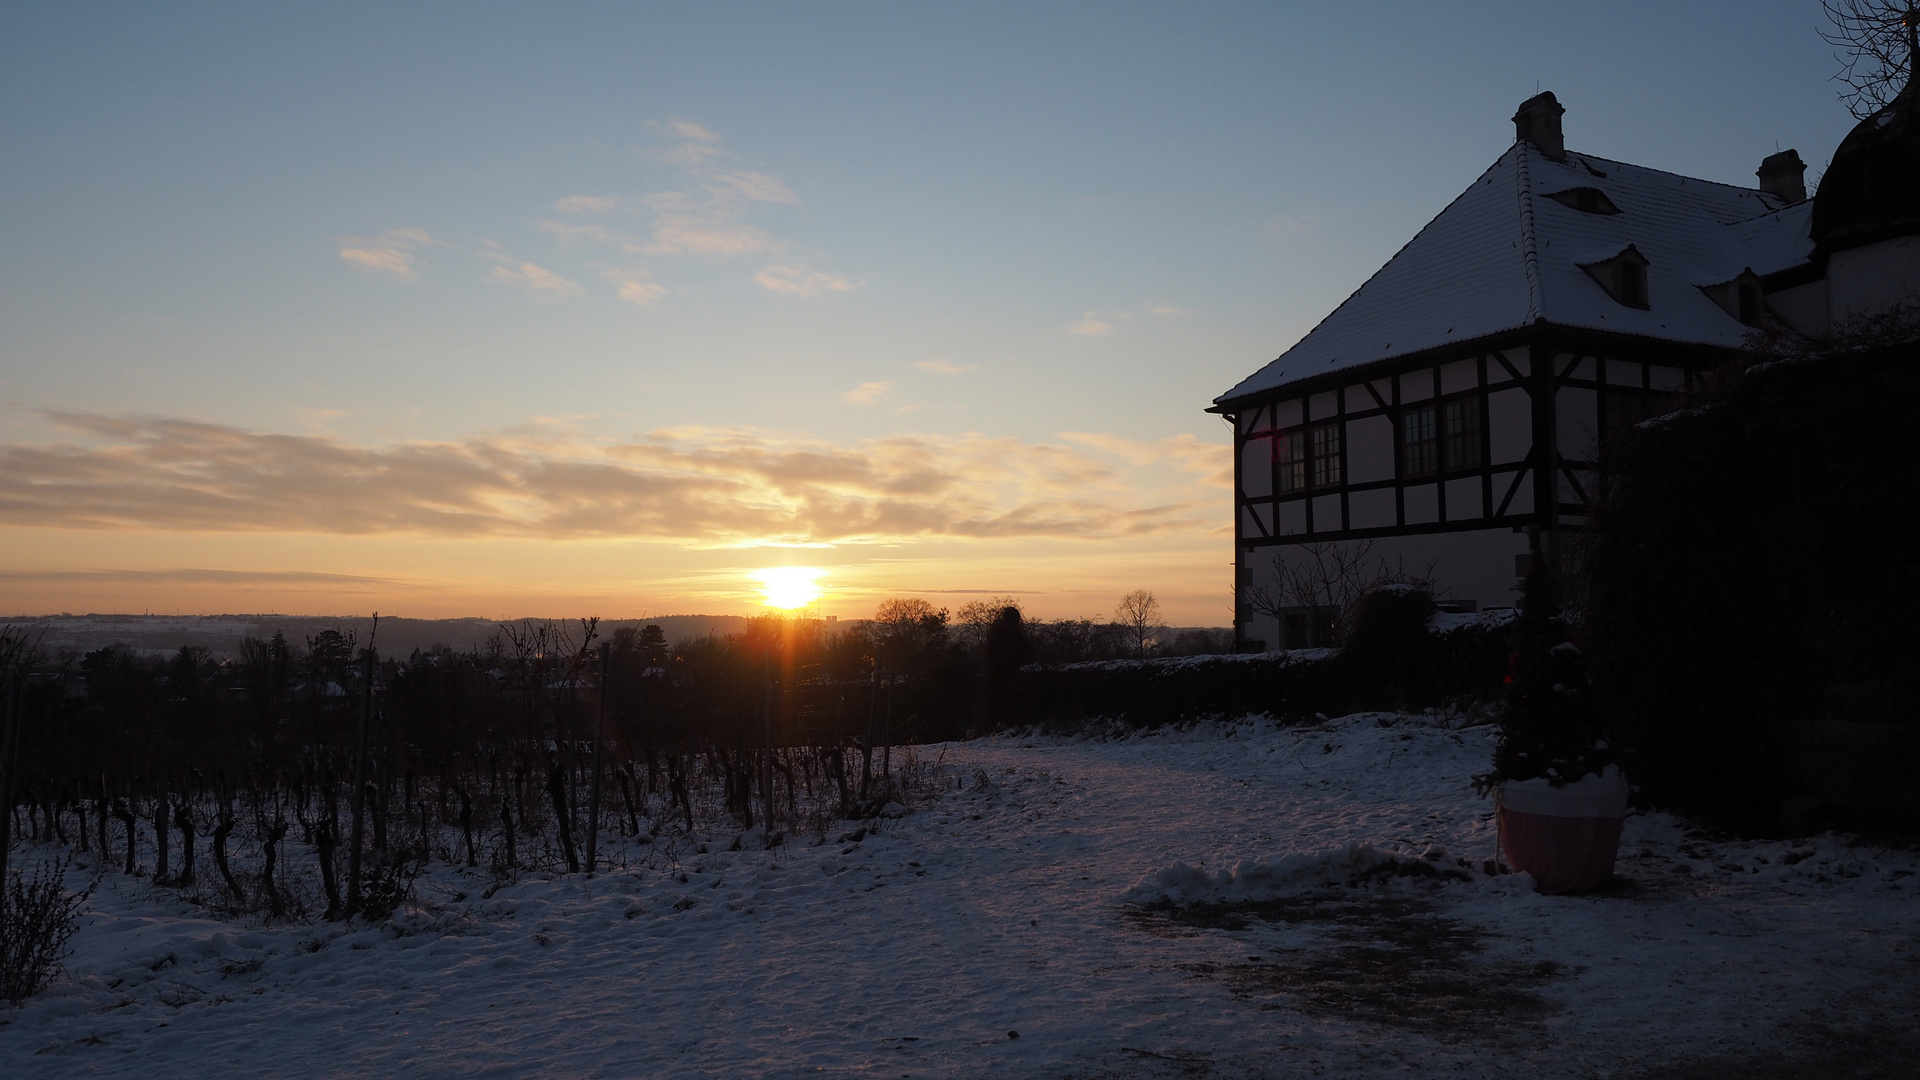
[1401,369,1433,402]
[1488,387,1532,465]
[1557,385,1598,462]
[1445,477,1483,520]
[1766,280,1828,339]
[1312,494,1341,532]
[1239,528,1533,649]
[1240,436,1272,497]
[1440,359,1478,395]
[1345,415,1394,483]
[1349,488,1396,529]
[1829,236,1920,324]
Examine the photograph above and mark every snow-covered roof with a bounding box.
[1215,142,1815,406]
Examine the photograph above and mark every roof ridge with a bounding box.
[1516,142,1545,324]
[1210,147,1528,406]
[1566,151,1771,198]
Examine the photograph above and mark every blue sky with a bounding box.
[0,2,1866,620]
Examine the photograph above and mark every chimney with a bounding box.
[1756,148,1807,205]
[1512,91,1566,162]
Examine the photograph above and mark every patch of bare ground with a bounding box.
[1129,892,1566,1036]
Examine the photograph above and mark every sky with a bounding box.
[0,1,1868,623]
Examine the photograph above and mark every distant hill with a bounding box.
[8,612,1230,661]
[7,613,769,660]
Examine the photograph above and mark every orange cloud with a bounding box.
[603,267,666,305]
[755,265,859,296]
[914,360,979,375]
[492,262,579,294]
[337,228,442,280]
[1067,312,1114,336]
[554,195,622,213]
[842,381,891,404]
[1060,431,1233,489]
[0,414,1218,546]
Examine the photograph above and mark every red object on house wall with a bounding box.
[1497,769,1629,895]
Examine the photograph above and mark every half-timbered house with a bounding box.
[1214,87,1920,652]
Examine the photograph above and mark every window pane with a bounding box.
[1443,398,1482,470]
[1311,424,1343,486]
[1403,407,1437,476]
[1275,431,1306,492]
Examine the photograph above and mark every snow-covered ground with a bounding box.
[5,713,1917,1078]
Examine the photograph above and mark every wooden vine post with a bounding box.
[584,644,608,876]
[345,614,378,917]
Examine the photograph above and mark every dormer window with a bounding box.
[1699,269,1766,327]
[1580,244,1651,309]
[1545,186,1622,215]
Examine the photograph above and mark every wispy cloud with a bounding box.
[539,221,643,251]
[1060,431,1232,488]
[914,360,979,375]
[337,227,442,280]
[640,120,725,168]
[492,262,579,294]
[708,171,798,205]
[602,267,666,305]
[842,381,891,405]
[651,216,773,257]
[1068,301,1190,336]
[0,568,408,588]
[755,265,860,297]
[341,123,848,305]
[1067,312,1114,336]
[554,195,622,214]
[633,125,800,258]
[628,122,856,295]
[2,413,1217,545]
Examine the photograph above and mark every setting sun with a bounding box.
[754,566,825,610]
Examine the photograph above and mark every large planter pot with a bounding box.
[1497,768,1629,895]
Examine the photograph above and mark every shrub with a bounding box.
[356,854,420,921]
[1336,585,1440,709]
[1005,588,1510,730]
[2,857,92,1005]
[1584,337,1920,828]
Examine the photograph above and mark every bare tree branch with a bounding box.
[1822,1,1919,119]
[1244,541,1439,649]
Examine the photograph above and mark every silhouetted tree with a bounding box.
[1114,590,1165,657]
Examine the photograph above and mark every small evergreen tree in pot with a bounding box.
[1476,560,1628,894]
[1480,564,1615,789]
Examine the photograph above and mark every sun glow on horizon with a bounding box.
[754,566,825,610]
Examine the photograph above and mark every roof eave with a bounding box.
[1206,321,1739,414]
[1208,325,1541,413]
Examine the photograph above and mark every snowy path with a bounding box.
[5,715,1918,1078]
